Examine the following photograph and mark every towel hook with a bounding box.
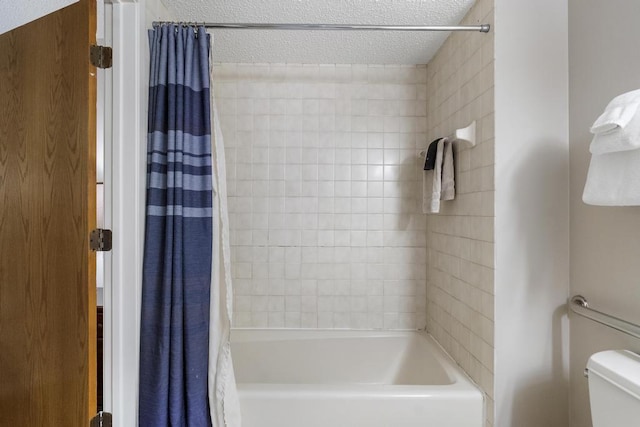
[418,120,477,158]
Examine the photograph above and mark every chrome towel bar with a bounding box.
[570,295,640,340]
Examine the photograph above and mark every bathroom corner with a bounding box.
[424,0,496,426]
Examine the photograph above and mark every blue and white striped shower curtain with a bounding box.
[139,25,240,427]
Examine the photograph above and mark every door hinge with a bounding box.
[90,411,112,427]
[90,45,113,69]
[90,229,112,252]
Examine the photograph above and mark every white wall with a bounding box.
[568,1,640,426]
[494,0,570,426]
[0,0,78,35]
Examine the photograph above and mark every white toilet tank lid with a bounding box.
[587,350,640,399]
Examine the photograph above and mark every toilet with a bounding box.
[587,350,640,426]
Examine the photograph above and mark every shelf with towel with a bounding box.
[582,89,640,206]
[418,121,477,159]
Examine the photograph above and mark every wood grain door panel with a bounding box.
[0,0,97,425]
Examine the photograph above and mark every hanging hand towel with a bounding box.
[582,148,640,206]
[423,138,441,170]
[422,138,445,213]
[441,139,455,201]
[589,89,640,155]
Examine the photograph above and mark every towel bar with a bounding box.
[570,295,640,340]
[418,121,476,159]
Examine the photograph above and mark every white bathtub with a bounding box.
[231,329,483,427]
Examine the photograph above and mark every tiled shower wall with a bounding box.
[424,0,495,426]
[214,64,429,329]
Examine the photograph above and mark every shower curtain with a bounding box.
[140,24,240,427]
[207,35,242,427]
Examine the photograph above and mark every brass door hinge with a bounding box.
[90,45,113,69]
[90,411,112,427]
[90,229,112,252]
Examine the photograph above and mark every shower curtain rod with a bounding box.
[152,22,491,33]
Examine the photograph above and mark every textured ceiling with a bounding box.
[161,0,477,64]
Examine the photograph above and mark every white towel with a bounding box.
[590,89,640,154]
[583,148,640,206]
[441,140,455,201]
[422,139,444,213]
[591,89,640,134]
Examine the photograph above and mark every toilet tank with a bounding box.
[587,350,640,427]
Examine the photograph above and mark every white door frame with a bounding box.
[107,0,145,425]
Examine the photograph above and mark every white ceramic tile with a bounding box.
[221,63,429,336]
[422,1,495,425]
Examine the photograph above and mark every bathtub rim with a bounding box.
[230,328,484,399]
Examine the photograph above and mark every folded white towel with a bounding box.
[583,148,640,206]
[423,139,444,213]
[441,140,455,201]
[589,89,640,154]
[590,109,640,155]
[591,89,640,134]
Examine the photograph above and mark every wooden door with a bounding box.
[0,0,97,425]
